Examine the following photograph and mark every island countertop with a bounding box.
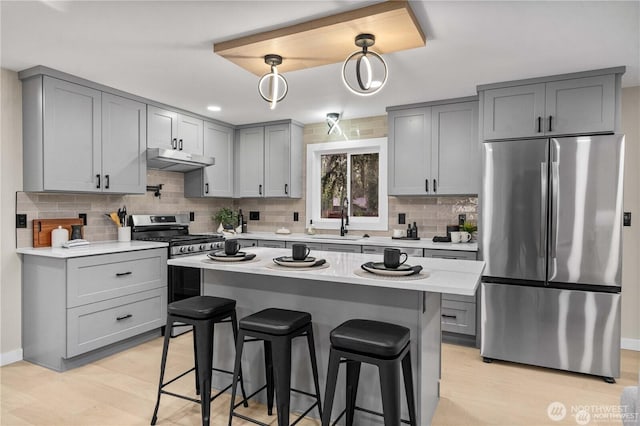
[168,246,484,296]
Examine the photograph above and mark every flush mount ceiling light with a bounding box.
[326,112,341,135]
[257,54,288,110]
[213,1,425,76]
[342,33,388,96]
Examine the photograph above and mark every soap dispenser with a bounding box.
[307,220,316,235]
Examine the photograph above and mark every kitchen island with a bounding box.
[168,247,484,425]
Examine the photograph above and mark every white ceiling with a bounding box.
[2,1,639,126]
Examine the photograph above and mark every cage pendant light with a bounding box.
[258,54,288,109]
[342,34,388,96]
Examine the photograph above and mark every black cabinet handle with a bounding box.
[284,183,288,195]
[425,179,429,193]
[116,314,132,321]
[178,139,183,150]
[171,138,177,149]
[116,271,132,277]
[441,314,457,319]
[105,174,110,189]
[205,183,209,194]
[96,174,101,189]
[537,116,542,133]
[433,179,437,193]
[259,184,262,195]
[548,115,553,132]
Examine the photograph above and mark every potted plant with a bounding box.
[213,207,237,232]
[462,221,478,241]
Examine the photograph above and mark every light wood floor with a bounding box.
[1,335,638,425]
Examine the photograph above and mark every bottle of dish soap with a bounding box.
[307,220,316,235]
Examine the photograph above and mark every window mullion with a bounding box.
[346,152,352,217]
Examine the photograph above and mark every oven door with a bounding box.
[168,265,201,336]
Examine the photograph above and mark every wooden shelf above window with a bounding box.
[213,0,426,76]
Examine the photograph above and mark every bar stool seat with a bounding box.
[240,308,311,335]
[322,319,417,426]
[168,296,236,319]
[330,319,410,358]
[151,296,248,426]
[229,308,322,426]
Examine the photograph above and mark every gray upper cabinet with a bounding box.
[147,105,203,155]
[235,121,302,198]
[388,98,479,196]
[184,121,234,198]
[22,75,145,193]
[480,68,623,140]
[101,93,146,194]
[388,107,431,195]
[236,126,265,197]
[431,101,480,195]
[482,83,545,140]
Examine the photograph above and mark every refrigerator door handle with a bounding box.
[550,162,560,260]
[540,162,548,257]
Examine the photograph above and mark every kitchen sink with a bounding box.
[309,234,362,241]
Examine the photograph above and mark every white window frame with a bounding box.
[306,137,388,231]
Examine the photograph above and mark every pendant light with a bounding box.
[258,54,288,109]
[326,113,341,135]
[342,34,388,96]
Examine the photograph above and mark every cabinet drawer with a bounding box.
[441,300,476,335]
[67,249,166,307]
[423,249,477,260]
[321,243,362,253]
[285,241,324,251]
[236,239,258,248]
[66,288,166,358]
[362,245,423,257]
[442,293,476,303]
[257,240,286,248]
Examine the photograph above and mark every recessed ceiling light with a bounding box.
[207,105,221,112]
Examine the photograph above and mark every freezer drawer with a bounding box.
[481,282,620,378]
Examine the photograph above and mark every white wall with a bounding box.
[1,69,23,364]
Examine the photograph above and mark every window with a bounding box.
[307,138,388,231]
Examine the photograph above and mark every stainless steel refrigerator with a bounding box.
[480,134,624,381]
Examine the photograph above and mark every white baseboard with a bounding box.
[621,338,640,351]
[0,348,23,366]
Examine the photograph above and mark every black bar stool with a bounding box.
[321,319,417,426]
[228,308,323,426]
[151,296,248,426]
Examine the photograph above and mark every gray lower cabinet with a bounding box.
[236,239,258,247]
[387,97,480,196]
[480,70,622,140]
[423,248,478,340]
[257,240,287,248]
[22,248,167,371]
[235,121,303,198]
[21,75,146,193]
[321,243,362,253]
[184,121,234,198]
[285,241,324,251]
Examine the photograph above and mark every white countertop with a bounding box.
[16,241,168,258]
[168,247,485,296]
[229,231,478,251]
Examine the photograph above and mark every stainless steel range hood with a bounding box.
[146,148,214,173]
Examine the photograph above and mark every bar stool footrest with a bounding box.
[331,406,412,426]
[231,384,319,426]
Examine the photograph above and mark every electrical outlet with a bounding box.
[189,211,195,221]
[78,213,87,225]
[398,213,406,225]
[624,212,631,226]
[16,214,27,228]
[293,212,299,222]
[249,211,260,221]
[458,214,466,226]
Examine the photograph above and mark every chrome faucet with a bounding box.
[340,197,349,236]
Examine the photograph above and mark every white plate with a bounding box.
[273,257,320,268]
[207,252,255,262]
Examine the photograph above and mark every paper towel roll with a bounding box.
[51,226,69,248]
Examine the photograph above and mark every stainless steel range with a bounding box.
[131,214,224,336]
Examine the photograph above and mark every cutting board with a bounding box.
[33,218,84,248]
